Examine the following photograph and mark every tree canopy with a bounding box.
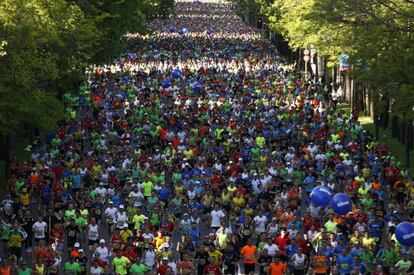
[234,0,414,119]
[0,0,174,134]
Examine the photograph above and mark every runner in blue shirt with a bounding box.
[337,249,353,275]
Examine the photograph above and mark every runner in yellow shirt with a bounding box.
[112,250,131,275]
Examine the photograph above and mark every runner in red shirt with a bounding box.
[203,259,221,275]
[177,255,196,274]
[157,258,173,275]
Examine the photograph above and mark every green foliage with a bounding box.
[158,0,175,19]
[0,0,173,134]
[250,0,414,118]
[232,0,261,22]
[0,0,84,132]
[73,0,147,65]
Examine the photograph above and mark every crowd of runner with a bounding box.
[0,0,413,274]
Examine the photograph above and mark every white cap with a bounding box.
[74,242,80,248]
[119,204,124,209]
[100,239,105,244]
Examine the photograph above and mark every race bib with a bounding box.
[247,255,255,261]
[243,229,251,236]
[68,231,76,237]
[35,230,43,237]
[89,231,98,239]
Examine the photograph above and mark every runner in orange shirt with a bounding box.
[241,239,257,274]
[268,257,287,275]
[313,250,328,275]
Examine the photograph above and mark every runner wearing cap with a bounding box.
[95,239,110,264]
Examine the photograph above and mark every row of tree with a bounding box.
[0,0,174,133]
[232,0,414,121]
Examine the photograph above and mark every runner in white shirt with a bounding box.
[104,201,117,233]
[253,211,267,234]
[267,218,279,235]
[143,245,157,271]
[210,204,225,230]
[94,239,110,263]
[90,263,105,275]
[291,249,306,273]
[263,238,279,257]
[307,226,318,242]
[86,217,100,252]
[287,224,299,239]
[128,187,144,207]
[32,216,48,242]
[168,258,177,275]
[115,205,128,229]
[142,230,155,249]
[95,183,107,200]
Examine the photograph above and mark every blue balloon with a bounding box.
[310,186,332,207]
[178,29,184,35]
[207,28,213,35]
[172,69,182,79]
[169,26,176,33]
[331,193,352,216]
[396,222,414,246]
[193,82,202,93]
[182,28,188,34]
[162,78,171,89]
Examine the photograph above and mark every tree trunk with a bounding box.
[375,110,380,140]
[392,116,399,139]
[4,133,10,180]
[409,121,414,151]
[315,51,319,82]
[382,100,389,129]
[406,119,411,168]
[402,120,407,145]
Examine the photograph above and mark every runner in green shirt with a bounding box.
[132,213,147,230]
[0,220,11,242]
[64,257,82,274]
[142,181,153,197]
[325,215,337,234]
[395,255,412,272]
[17,261,31,275]
[112,250,131,275]
[129,257,147,275]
